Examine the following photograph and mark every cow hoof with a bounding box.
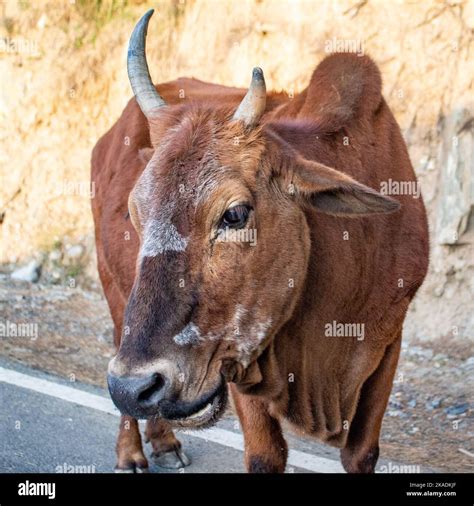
[152,448,191,469]
[114,462,149,473]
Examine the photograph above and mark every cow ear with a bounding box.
[288,156,400,216]
[264,126,400,216]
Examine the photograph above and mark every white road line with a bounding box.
[0,367,119,415]
[187,427,345,473]
[0,366,344,473]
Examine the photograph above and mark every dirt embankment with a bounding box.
[1,0,473,343]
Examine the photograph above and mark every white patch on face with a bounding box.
[205,304,247,342]
[140,218,188,257]
[254,320,272,343]
[206,305,273,366]
[196,173,220,205]
[108,356,177,378]
[233,304,248,330]
[234,319,272,366]
[171,305,272,366]
[174,323,202,346]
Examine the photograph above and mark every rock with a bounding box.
[463,356,474,371]
[36,13,48,30]
[434,285,444,297]
[65,244,84,259]
[407,346,434,360]
[389,399,403,410]
[49,249,62,262]
[11,260,41,283]
[445,403,469,416]
[387,409,409,419]
[387,409,401,417]
[97,332,110,344]
[50,269,62,284]
[408,427,419,435]
[407,399,417,408]
[426,398,442,410]
[435,107,473,245]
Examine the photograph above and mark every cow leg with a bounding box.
[115,415,148,473]
[145,417,190,469]
[341,333,402,473]
[230,385,288,473]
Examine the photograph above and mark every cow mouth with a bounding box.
[159,378,228,429]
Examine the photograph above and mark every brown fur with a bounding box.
[91,53,429,472]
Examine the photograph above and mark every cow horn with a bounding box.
[127,9,166,119]
[232,67,267,127]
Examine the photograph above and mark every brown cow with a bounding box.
[91,10,429,473]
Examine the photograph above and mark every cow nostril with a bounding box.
[136,372,166,405]
[108,370,170,417]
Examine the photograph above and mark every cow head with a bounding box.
[107,10,399,427]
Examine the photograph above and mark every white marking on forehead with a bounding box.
[174,323,202,346]
[141,218,188,257]
[196,174,220,205]
[133,163,155,212]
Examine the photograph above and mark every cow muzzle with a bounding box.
[107,370,169,419]
[107,357,228,427]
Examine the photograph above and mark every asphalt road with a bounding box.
[0,358,425,474]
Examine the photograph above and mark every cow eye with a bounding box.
[220,204,251,229]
